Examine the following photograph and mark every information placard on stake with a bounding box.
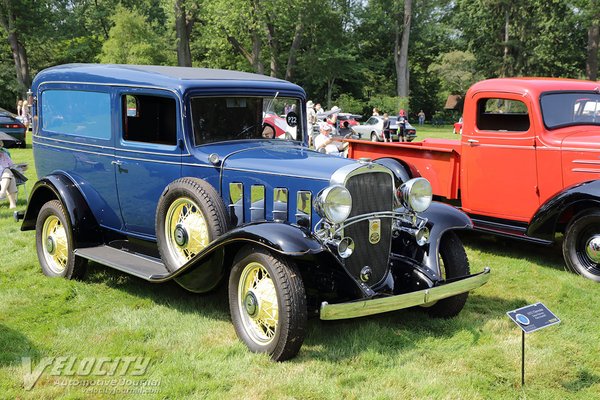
[506,302,560,387]
[507,303,560,333]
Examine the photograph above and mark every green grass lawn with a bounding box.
[414,124,460,140]
[1,142,599,399]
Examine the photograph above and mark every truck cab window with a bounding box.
[476,98,530,132]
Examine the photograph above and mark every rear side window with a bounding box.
[41,90,111,139]
[476,98,530,132]
[122,94,177,145]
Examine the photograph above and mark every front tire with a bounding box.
[427,231,470,318]
[371,132,379,142]
[229,246,307,361]
[35,200,87,279]
[563,210,600,281]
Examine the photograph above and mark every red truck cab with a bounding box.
[347,78,600,281]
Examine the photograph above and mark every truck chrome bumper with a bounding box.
[319,267,491,320]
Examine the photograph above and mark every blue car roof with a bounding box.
[32,64,306,97]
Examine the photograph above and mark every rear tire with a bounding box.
[562,210,600,282]
[427,231,470,318]
[371,132,379,142]
[35,200,87,279]
[229,246,307,361]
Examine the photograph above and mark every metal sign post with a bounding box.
[521,330,525,386]
[507,302,560,387]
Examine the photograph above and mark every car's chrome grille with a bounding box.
[344,171,393,285]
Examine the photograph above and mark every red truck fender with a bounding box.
[527,180,600,241]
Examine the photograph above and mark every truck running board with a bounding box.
[471,218,553,245]
[75,245,170,281]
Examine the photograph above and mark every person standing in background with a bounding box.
[397,109,407,142]
[21,100,30,130]
[306,100,317,147]
[16,100,23,119]
[418,110,425,125]
[382,113,391,142]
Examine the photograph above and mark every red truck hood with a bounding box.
[560,128,600,150]
[560,127,600,188]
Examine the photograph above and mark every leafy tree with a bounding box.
[429,51,483,95]
[100,6,175,65]
[455,0,585,78]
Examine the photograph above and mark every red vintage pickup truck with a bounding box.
[347,78,600,281]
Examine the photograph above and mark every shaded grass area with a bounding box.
[1,144,599,399]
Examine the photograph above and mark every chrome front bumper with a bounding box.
[319,267,491,320]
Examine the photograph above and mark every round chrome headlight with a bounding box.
[397,177,432,212]
[314,185,352,224]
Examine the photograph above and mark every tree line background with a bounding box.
[1,0,599,121]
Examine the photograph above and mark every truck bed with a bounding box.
[346,139,462,200]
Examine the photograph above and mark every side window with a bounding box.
[41,90,111,140]
[122,94,177,145]
[476,98,530,132]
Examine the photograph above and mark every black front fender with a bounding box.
[171,222,330,293]
[20,174,100,247]
[527,180,600,241]
[393,202,472,280]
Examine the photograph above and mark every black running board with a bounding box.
[471,218,553,245]
[75,245,171,281]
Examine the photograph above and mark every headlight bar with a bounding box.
[315,210,429,247]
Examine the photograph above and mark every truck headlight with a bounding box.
[314,185,352,224]
[397,178,432,212]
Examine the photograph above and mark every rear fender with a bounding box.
[527,180,600,241]
[20,174,101,247]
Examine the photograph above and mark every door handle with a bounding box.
[111,160,127,173]
[467,139,479,145]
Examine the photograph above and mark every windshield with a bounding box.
[191,95,303,145]
[541,92,600,129]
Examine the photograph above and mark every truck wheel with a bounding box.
[229,246,307,361]
[36,200,87,279]
[156,178,229,272]
[427,231,470,318]
[371,132,379,142]
[563,210,600,281]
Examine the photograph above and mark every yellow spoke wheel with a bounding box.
[238,262,279,345]
[35,200,87,279]
[165,197,210,268]
[229,246,307,361]
[41,215,69,274]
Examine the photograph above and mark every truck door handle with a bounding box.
[111,160,123,166]
[467,139,479,145]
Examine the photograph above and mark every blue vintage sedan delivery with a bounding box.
[19,64,489,360]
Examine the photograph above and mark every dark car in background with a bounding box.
[0,107,26,148]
